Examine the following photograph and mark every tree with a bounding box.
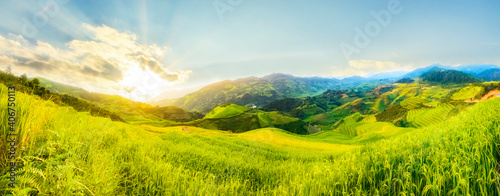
[20,73,28,83]
[32,78,40,86]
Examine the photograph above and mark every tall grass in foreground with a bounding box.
[1,83,500,195]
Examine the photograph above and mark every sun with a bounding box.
[118,63,173,102]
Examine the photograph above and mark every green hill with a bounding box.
[38,77,89,98]
[406,103,455,128]
[152,73,364,113]
[262,89,360,118]
[395,78,414,83]
[204,104,249,119]
[3,77,500,195]
[0,71,124,122]
[476,68,500,81]
[400,97,428,109]
[36,77,202,123]
[186,104,310,134]
[450,86,484,101]
[422,69,481,84]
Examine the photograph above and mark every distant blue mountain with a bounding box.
[402,64,500,79]
[368,70,409,80]
[340,75,368,83]
[401,64,443,79]
[476,68,500,81]
[450,64,500,75]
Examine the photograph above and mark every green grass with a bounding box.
[406,103,455,128]
[2,84,500,195]
[372,92,396,112]
[353,122,412,142]
[256,111,298,127]
[390,83,420,105]
[299,106,326,118]
[451,86,484,101]
[420,86,455,100]
[186,109,309,134]
[360,115,377,123]
[204,104,249,119]
[406,108,428,122]
[336,113,364,136]
[400,97,428,110]
[305,108,351,130]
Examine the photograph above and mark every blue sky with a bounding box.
[0,0,499,101]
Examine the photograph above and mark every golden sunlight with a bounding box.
[119,63,173,102]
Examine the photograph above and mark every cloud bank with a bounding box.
[333,60,417,77]
[0,24,190,101]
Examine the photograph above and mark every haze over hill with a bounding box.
[476,68,500,81]
[151,73,386,113]
[2,1,500,195]
[36,77,203,123]
[3,67,500,195]
[150,85,204,102]
[151,64,498,113]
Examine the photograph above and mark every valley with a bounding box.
[2,1,499,195]
[2,64,500,195]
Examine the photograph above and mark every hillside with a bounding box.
[150,85,204,102]
[402,64,500,79]
[0,72,124,122]
[422,68,481,84]
[2,81,500,195]
[36,77,202,123]
[476,68,500,81]
[3,70,500,196]
[262,89,366,119]
[153,64,497,114]
[294,80,500,131]
[204,104,249,119]
[152,73,373,113]
[3,1,500,194]
[185,104,312,134]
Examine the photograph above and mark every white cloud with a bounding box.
[333,60,416,77]
[0,24,190,102]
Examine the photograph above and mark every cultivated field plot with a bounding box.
[451,86,484,101]
[400,97,428,109]
[2,84,500,195]
[406,103,455,128]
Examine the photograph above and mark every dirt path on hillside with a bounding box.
[465,90,500,103]
[480,90,500,101]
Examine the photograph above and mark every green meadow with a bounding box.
[2,79,500,195]
[3,1,500,195]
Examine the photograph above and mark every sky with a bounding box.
[0,0,499,101]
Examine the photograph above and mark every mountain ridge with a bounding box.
[151,73,369,113]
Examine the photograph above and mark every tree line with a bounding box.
[0,71,124,122]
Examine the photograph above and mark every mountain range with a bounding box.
[151,73,355,113]
[37,77,203,123]
[151,64,500,113]
[29,63,500,116]
[3,63,500,195]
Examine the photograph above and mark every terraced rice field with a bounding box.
[337,113,364,136]
[451,86,483,101]
[2,84,500,195]
[354,122,410,137]
[372,92,397,112]
[406,103,455,127]
[400,97,428,109]
[406,108,429,122]
[420,86,454,100]
[389,83,420,105]
[360,115,377,123]
[205,104,249,119]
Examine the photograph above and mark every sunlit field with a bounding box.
[2,83,500,195]
[2,1,500,195]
